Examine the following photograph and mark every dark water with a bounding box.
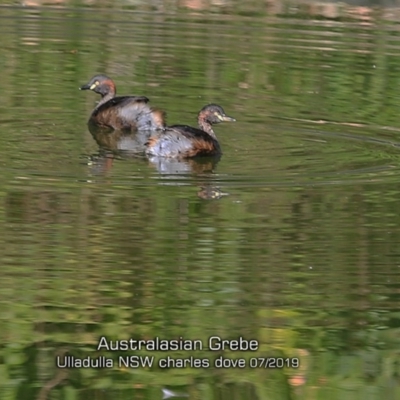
[1,1,400,399]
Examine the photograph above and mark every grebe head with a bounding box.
[199,104,236,124]
[80,74,116,97]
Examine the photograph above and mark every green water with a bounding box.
[1,2,400,400]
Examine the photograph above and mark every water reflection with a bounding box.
[161,388,189,399]
[88,121,222,170]
[87,123,225,200]
[87,122,225,199]
[2,2,400,399]
[87,148,224,200]
[147,155,220,175]
[88,123,152,154]
[87,146,221,177]
[196,184,229,199]
[36,348,69,400]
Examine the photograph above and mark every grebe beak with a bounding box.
[219,114,236,122]
[79,83,91,91]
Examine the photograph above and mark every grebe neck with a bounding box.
[198,119,216,138]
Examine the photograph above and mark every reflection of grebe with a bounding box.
[86,151,227,200]
[146,157,228,200]
[80,75,165,131]
[146,104,235,158]
[197,185,229,200]
[87,123,152,155]
[147,154,220,175]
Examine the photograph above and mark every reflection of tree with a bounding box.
[36,348,69,400]
[1,2,400,398]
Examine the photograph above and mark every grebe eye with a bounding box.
[90,81,100,90]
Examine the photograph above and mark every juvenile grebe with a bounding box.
[145,104,235,158]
